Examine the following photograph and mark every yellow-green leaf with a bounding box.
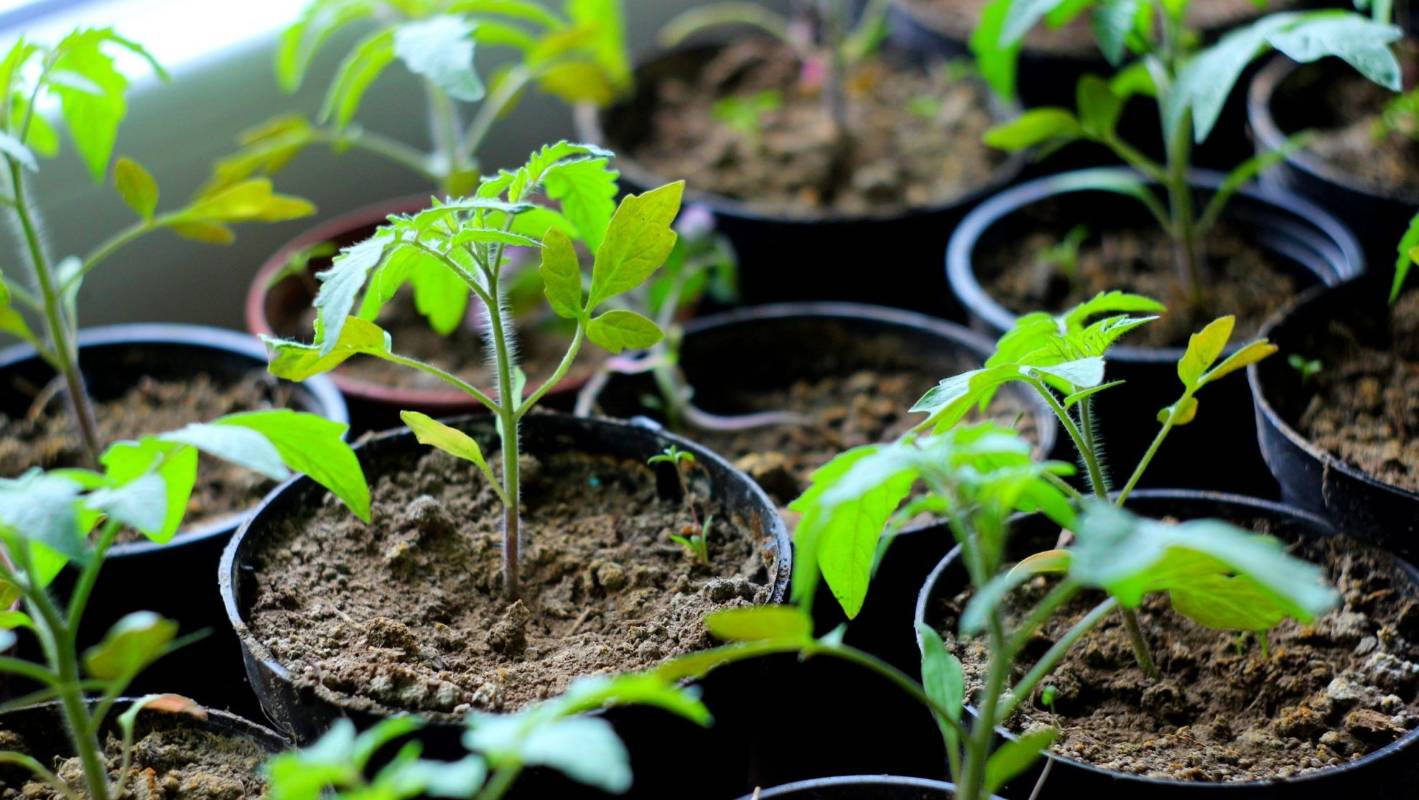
[84,611,177,680]
[587,181,683,309]
[1201,340,1278,385]
[1157,396,1199,426]
[113,156,158,221]
[168,221,234,245]
[400,411,502,500]
[265,316,392,381]
[585,309,662,353]
[539,227,583,319]
[704,606,812,643]
[1178,315,1234,388]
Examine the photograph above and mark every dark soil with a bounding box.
[901,0,1278,55]
[0,711,269,799]
[0,373,288,538]
[1296,289,1419,492]
[629,38,1007,214]
[244,442,776,716]
[1294,69,1419,201]
[937,520,1419,782]
[983,222,1296,347]
[681,369,1040,509]
[282,291,599,395]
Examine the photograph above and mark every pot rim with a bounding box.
[912,487,1419,790]
[0,322,350,559]
[572,40,1030,226]
[735,775,960,799]
[945,166,1367,364]
[219,410,792,726]
[1247,55,1419,208]
[1246,277,1419,504]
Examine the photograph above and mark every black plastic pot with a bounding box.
[735,775,977,799]
[1248,56,1419,268]
[947,167,1364,496]
[1249,273,1419,560]
[583,302,1058,668]
[0,324,348,718]
[221,412,790,800]
[574,43,1027,317]
[914,489,1419,799]
[0,697,288,789]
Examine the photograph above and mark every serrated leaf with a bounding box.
[394,16,484,103]
[585,309,662,353]
[983,108,1081,151]
[704,606,813,643]
[113,156,158,220]
[266,316,393,379]
[83,611,177,680]
[539,226,583,319]
[410,256,470,336]
[314,235,392,354]
[1179,316,1234,388]
[587,181,683,309]
[49,29,131,182]
[984,729,1056,796]
[545,157,618,251]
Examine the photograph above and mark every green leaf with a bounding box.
[275,0,377,92]
[1048,169,1168,225]
[704,606,813,643]
[961,570,1033,636]
[320,27,396,129]
[545,157,619,251]
[1178,315,1234,388]
[101,439,198,544]
[401,411,500,495]
[1267,12,1402,89]
[983,108,1081,151]
[539,227,583,319]
[972,0,1022,99]
[1062,379,1125,407]
[1076,75,1123,138]
[567,0,630,90]
[0,130,36,171]
[168,221,234,244]
[1002,0,1070,46]
[1092,0,1140,65]
[587,181,684,309]
[394,16,485,103]
[1201,340,1277,385]
[1393,211,1419,303]
[83,611,177,679]
[0,469,88,564]
[48,29,135,182]
[1030,356,1106,391]
[917,623,964,752]
[0,297,42,350]
[1156,395,1198,425]
[585,309,663,353]
[217,410,370,524]
[410,255,471,336]
[554,672,710,725]
[84,473,167,536]
[113,156,158,220]
[159,423,290,481]
[984,729,1056,796]
[466,714,631,793]
[314,234,392,354]
[1110,60,1156,99]
[266,316,394,380]
[184,178,316,223]
[1200,131,1314,232]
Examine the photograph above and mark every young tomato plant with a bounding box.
[648,446,711,564]
[266,671,706,800]
[909,291,1278,673]
[657,424,1336,800]
[978,0,1402,305]
[265,142,683,599]
[214,0,630,197]
[0,29,318,468]
[0,415,367,800]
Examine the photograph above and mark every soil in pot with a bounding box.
[0,709,270,799]
[1291,288,1419,493]
[897,0,1281,55]
[675,368,1039,510]
[982,210,1295,347]
[0,371,290,540]
[244,435,776,715]
[932,516,1419,782]
[626,38,1007,215]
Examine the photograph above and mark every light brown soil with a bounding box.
[0,712,269,799]
[0,373,288,538]
[629,38,1007,214]
[244,442,776,716]
[984,222,1296,347]
[1297,289,1419,492]
[936,520,1419,782]
[1303,74,1419,201]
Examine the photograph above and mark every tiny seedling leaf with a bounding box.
[917,622,965,751]
[1178,315,1235,388]
[983,108,1081,151]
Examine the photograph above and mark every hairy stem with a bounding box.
[1120,604,1161,678]
[484,274,522,599]
[424,81,465,192]
[7,156,100,466]
[1116,413,1178,506]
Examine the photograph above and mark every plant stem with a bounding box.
[6,156,101,466]
[1115,413,1178,506]
[1029,379,1107,499]
[484,275,522,599]
[1003,597,1118,719]
[424,82,466,194]
[815,0,853,201]
[1119,605,1160,679]
[461,65,534,167]
[477,764,525,800]
[814,642,971,745]
[958,615,1011,800]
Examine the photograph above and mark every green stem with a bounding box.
[1119,604,1160,679]
[0,752,81,800]
[1115,413,1178,506]
[6,156,101,466]
[329,128,438,184]
[1030,379,1107,499]
[424,82,465,194]
[460,65,534,166]
[382,351,501,413]
[958,614,1011,800]
[1003,597,1118,720]
[483,275,523,599]
[515,324,584,419]
[477,764,526,800]
[1005,579,1080,656]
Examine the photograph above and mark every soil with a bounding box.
[628,38,1007,215]
[0,712,269,799]
[1292,69,1419,201]
[0,373,288,539]
[983,221,1296,347]
[244,440,777,716]
[1296,289,1419,492]
[936,518,1419,782]
[280,290,599,395]
[901,0,1279,55]
[679,369,1040,509]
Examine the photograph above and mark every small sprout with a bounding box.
[907,94,943,121]
[648,444,697,469]
[670,514,714,566]
[1035,225,1090,290]
[649,446,709,563]
[712,90,782,145]
[1288,354,1323,384]
[1041,684,1058,713]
